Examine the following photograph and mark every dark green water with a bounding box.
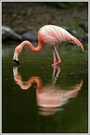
[2,42,88,133]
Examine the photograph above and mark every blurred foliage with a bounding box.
[62,22,85,35]
[44,2,88,9]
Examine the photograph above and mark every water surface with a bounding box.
[2,42,88,133]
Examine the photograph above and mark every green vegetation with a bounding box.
[44,2,87,9]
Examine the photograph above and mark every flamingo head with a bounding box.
[13,52,20,65]
[13,45,22,65]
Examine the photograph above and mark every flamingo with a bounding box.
[13,25,84,66]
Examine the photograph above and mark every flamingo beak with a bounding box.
[13,52,20,65]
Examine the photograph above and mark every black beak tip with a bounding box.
[13,60,20,65]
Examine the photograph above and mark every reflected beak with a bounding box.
[13,52,20,65]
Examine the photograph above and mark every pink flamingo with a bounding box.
[13,25,84,65]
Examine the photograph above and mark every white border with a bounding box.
[88,0,90,134]
[0,2,2,133]
[1,0,89,2]
[1,0,89,135]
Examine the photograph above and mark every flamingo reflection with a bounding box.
[13,66,83,116]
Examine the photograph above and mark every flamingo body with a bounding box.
[39,25,73,45]
[13,25,84,65]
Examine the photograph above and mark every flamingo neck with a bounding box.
[20,40,44,52]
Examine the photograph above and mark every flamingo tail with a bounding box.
[72,37,84,52]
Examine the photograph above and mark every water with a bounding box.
[2,41,88,133]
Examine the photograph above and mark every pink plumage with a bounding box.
[13,25,84,65]
[39,25,73,45]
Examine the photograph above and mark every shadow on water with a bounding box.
[2,42,88,133]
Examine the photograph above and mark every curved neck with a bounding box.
[20,40,44,52]
[28,77,43,90]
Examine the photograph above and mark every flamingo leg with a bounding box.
[52,46,62,66]
[52,46,57,64]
